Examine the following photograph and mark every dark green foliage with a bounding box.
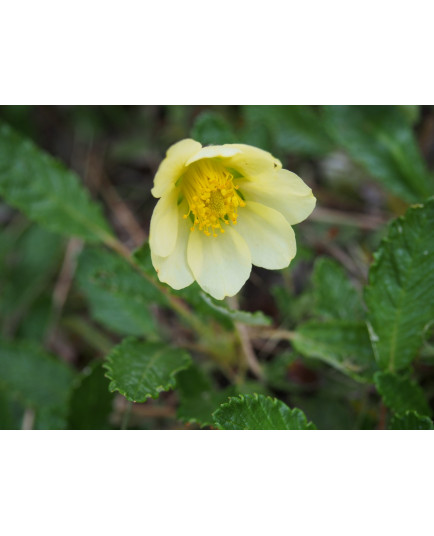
[323,105,434,202]
[312,257,364,320]
[176,365,235,427]
[0,224,63,339]
[292,321,377,382]
[76,247,162,337]
[191,111,237,145]
[0,338,75,429]
[68,362,115,429]
[242,105,334,156]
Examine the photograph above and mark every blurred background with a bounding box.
[1,105,434,429]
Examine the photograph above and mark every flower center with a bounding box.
[182,159,245,237]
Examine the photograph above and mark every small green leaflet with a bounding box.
[213,394,316,430]
[104,338,192,402]
[200,293,272,326]
[365,199,434,372]
[374,372,431,417]
[0,122,113,242]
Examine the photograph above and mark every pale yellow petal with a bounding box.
[151,208,194,290]
[185,145,242,165]
[235,202,296,269]
[149,187,179,258]
[187,227,251,300]
[152,139,202,198]
[225,144,282,177]
[239,169,316,225]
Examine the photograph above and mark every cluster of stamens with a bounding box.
[182,159,245,237]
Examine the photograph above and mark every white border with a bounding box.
[1,432,433,535]
[1,2,432,103]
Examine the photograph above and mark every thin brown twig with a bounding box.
[251,328,296,342]
[377,403,388,430]
[101,178,148,247]
[310,206,387,230]
[321,242,366,279]
[227,296,265,380]
[21,408,35,430]
[46,238,83,348]
[88,149,147,247]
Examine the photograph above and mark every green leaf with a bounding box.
[0,338,75,428]
[104,338,192,402]
[0,225,63,337]
[68,362,114,429]
[389,411,434,430]
[213,394,316,430]
[365,199,434,371]
[374,372,431,417]
[190,111,237,145]
[77,247,163,337]
[312,257,364,320]
[200,293,272,326]
[0,390,23,429]
[242,105,334,156]
[292,321,377,382]
[0,122,113,241]
[176,366,235,427]
[322,106,433,202]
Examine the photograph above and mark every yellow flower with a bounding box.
[149,139,316,300]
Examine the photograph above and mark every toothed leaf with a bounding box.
[213,394,316,430]
[365,199,434,371]
[0,122,112,241]
[104,338,192,402]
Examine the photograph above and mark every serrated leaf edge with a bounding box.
[212,393,315,430]
[103,337,192,402]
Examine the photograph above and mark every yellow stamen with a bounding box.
[182,159,245,237]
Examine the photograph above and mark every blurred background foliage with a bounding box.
[1,105,434,430]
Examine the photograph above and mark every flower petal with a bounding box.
[152,139,202,198]
[185,145,242,165]
[239,169,316,225]
[235,202,296,269]
[187,227,251,300]
[151,208,194,290]
[225,144,282,177]
[149,187,179,257]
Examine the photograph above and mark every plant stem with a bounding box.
[121,400,134,430]
[103,235,208,337]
